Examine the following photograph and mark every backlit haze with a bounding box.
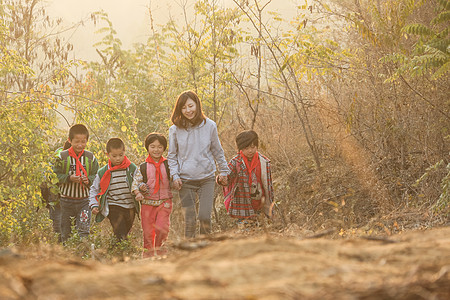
[47,0,303,61]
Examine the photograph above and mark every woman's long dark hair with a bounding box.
[171,90,206,129]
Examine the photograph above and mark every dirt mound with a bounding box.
[1,227,450,299]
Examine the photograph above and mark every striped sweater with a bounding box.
[53,149,99,199]
[88,163,138,223]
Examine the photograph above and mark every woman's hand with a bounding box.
[173,179,182,190]
[218,175,228,186]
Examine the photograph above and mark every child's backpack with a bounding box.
[41,147,65,206]
[139,160,171,183]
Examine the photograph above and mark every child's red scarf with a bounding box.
[68,146,87,185]
[145,155,166,194]
[241,151,261,187]
[95,156,131,203]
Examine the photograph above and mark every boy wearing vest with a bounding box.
[54,124,99,242]
[219,130,274,220]
[89,138,138,241]
[131,133,172,258]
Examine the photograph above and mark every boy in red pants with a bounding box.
[132,133,172,258]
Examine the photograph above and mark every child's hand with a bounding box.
[92,207,99,215]
[81,175,89,184]
[139,183,150,194]
[70,175,81,183]
[173,179,182,190]
[135,192,144,201]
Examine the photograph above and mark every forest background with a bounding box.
[0,0,449,255]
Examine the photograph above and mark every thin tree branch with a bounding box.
[399,75,450,120]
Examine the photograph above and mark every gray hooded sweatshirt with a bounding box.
[168,118,229,181]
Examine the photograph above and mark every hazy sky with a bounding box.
[46,0,303,60]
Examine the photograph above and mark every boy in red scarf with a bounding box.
[219,130,274,220]
[89,138,138,241]
[54,124,99,242]
[131,133,172,258]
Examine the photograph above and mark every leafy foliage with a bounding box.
[161,0,243,123]
[0,0,70,244]
[385,0,450,79]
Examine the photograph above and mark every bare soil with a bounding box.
[1,226,450,300]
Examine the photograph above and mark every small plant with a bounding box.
[414,159,450,214]
[435,162,450,214]
[63,219,85,255]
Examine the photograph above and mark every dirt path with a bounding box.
[1,227,450,299]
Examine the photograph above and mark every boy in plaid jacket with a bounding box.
[219,130,274,219]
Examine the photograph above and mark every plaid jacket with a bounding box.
[225,153,274,218]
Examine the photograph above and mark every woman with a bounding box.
[168,90,228,237]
